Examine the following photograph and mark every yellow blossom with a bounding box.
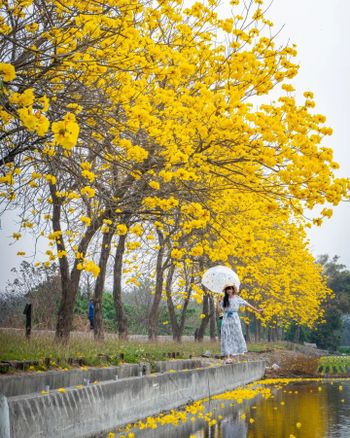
[80,216,91,227]
[0,62,16,81]
[52,113,80,150]
[116,224,128,235]
[80,186,96,198]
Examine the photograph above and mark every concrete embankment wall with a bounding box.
[0,360,266,438]
[0,359,203,397]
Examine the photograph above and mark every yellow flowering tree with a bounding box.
[1,0,349,342]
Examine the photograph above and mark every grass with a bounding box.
[248,341,290,353]
[0,330,293,373]
[318,356,350,375]
[0,330,221,372]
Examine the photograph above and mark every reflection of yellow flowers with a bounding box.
[57,388,65,393]
[199,313,206,319]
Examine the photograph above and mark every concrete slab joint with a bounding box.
[0,394,10,438]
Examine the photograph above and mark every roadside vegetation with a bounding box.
[0,330,291,373]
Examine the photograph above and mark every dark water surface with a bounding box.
[113,380,350,438]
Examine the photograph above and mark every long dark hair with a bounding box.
[223,285,237,308]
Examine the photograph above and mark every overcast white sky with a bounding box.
[0,0,349,289]
[266,0,350,266]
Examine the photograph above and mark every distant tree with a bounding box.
[318,255,350,313]
[4,261,61,329]
[75,291,116,331]
[308,304,342,351]
[306,255,350,350]
[0,289,25,328]
[341,315,350,346]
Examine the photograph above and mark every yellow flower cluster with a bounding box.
[0,62,16,81]
[116,224,128,235]
[80,186,96,198]
[77,260,100,278]
[52,113,79,150]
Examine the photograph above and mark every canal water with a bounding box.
[112,379,350,438]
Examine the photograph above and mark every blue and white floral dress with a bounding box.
[221,295,248,356]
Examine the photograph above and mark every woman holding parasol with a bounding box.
[218,284,262,363]
[202,266,263,364]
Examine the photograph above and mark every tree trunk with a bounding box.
[148,230,165,340]
[52,186,106,342]
[245,321,251,343]
[209,296,216,341]
[258,319,262,342]
[94,228,114,340]
[254,315,259,342]
[113,234,128,339]
[178,284,192,340]
[55,280,76,340]
[165,264,181,342]
[293,325,301,343]
[267,326,272,342]
[196,293,209,341]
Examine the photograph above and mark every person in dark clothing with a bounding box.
[88,299,94,330]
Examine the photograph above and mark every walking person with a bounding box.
[88,298,95,330]
[217,284,262,364]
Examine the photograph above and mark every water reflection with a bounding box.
[221,415,248,438]
[118,380,350,438]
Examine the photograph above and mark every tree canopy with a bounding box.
[1,0,349,340]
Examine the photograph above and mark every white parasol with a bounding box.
[201,265,240,294]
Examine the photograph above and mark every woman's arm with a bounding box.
[245,302,263,314]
